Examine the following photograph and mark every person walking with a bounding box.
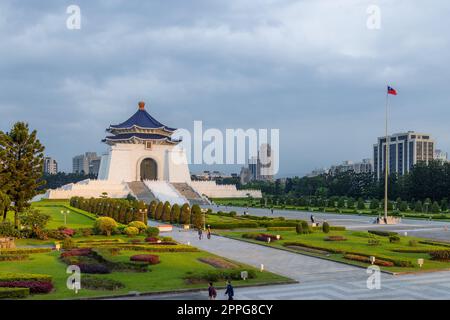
[198,228,203,240]
[208,282,217,300]
[310,214,315,224]
[207,226,211,240]
[270,208,274,215]
[224,280,234,301]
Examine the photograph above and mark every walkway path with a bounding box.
[134,222,450,300]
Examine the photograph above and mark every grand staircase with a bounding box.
[172,183,210,205]
[127,181,156,204]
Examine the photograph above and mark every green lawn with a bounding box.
[217,229,450,273]
[0,235,291,300]
[31,205,95,229]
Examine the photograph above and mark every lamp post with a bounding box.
[60,210,70,225]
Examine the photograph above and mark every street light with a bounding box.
[61,210,70,225]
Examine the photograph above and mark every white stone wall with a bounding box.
[97,143,191,183]
[190,181,262,198]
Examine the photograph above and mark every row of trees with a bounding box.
[0,122,45,227]
[258,195,447,213]
[148,201,204,228]
[40,172,96,190]
[243,160,450,203]
[69,197,148,225]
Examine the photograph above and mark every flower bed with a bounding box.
[82,276,125,291]
[130,254,160,265]
[344,254,394,267]
[184,269,256,284]
[430,250,450,261]
[61,248,92,258]
[324,236,347,241]
[198,257,239,269]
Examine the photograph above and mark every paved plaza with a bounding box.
[123,213,450,300]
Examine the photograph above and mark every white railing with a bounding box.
[143,180,187,205]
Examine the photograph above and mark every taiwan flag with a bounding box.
[387,86,397,95]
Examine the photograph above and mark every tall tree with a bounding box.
[0,122,45,227]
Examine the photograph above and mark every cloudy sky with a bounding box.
[1,0,449,176]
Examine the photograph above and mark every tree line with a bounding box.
[243,160,450,203]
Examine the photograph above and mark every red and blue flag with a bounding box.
[387,86,397,95]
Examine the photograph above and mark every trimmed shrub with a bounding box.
[408,240,418,247]
[301,221,310,234]
[368,230,397,237]
[155,202,164,221]
[124,226,139,237]
[171,204,181,224]
[82,276,125,291]
[389,235,401,243]
[185,269,256,283]
[0,281,53,294]
[0,287,29,299]
[128,221,147,233]
[62,237,75,250]
[242,233,260,240]
[295,223,303,234]
[94,217,118,236]
[180,203,191,225]
[266,227,295,231]
[0,221,20,237]
[191,204,204,229]
[324,235,347,241]
[0,273,52,282]
[430,250,450,261]
[368,239,381,246]
[322,222,330,234]
[162,201,171,222]
[145,226,160,237]
[0,254,28,262]
[77,264,110,274]
[61,248,92,258]
[344,254,394,267]
[130,254,160,265]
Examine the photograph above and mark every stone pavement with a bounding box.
[128,222,450,300]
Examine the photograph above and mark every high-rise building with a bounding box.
[241,144,275,183]
[72,152,101,175]
[329,159,372,176]
[43,157,58,175]
[435,149,448,163]
[373,131,435,180]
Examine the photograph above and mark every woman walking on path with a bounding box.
[207,226,212,239]
[198,228,203,240]
[208,282,217,300]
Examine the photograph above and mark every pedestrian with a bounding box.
[198,228,203,240]
[208,282,217,300]
[271,208,274,215]
[310,214,315,224]
[225,280,234,301]
[207,226,211,239]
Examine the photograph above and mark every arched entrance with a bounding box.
[140,158,157,180]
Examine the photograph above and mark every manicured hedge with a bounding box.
[0,287,30,299]
[430,250,450,261]
[208,222,259,229]
[344,254,394,267]
[0,273,52,282]
[103,245,198,253]
[130,254,160,265]
[0,254,29,262]
[368,230,398,237]
[311,226,346,231]
[0,281,54,294]
[266,227,295,231]
[82,276,125,291]
[0,248,52,255]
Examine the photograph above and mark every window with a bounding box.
[145,141,152,150]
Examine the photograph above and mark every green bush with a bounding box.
[368,230,397,237]
[185,269,256,283]
[145,226,160,237]
[191,204,204,229]
[170,204,181,224]
[368,239,380,246]
[0,287,30,299]
[0,254,28,261]
[0,248,51,255]
[408,240,418,247]
[94,217,118,236]
[0,221,20,237]
[301,220,310,234]
[0,273,52,282]
[322,222,330,234]
[62,237,75,250]
[82,276,125,291]
[389,235,401,243]
[430,250,450,261]
[124,227,139,237]
[295,223,303,234]
[128,221,147,233]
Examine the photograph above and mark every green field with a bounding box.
[217,229,450,273]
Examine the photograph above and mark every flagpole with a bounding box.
[384,88,389,222]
